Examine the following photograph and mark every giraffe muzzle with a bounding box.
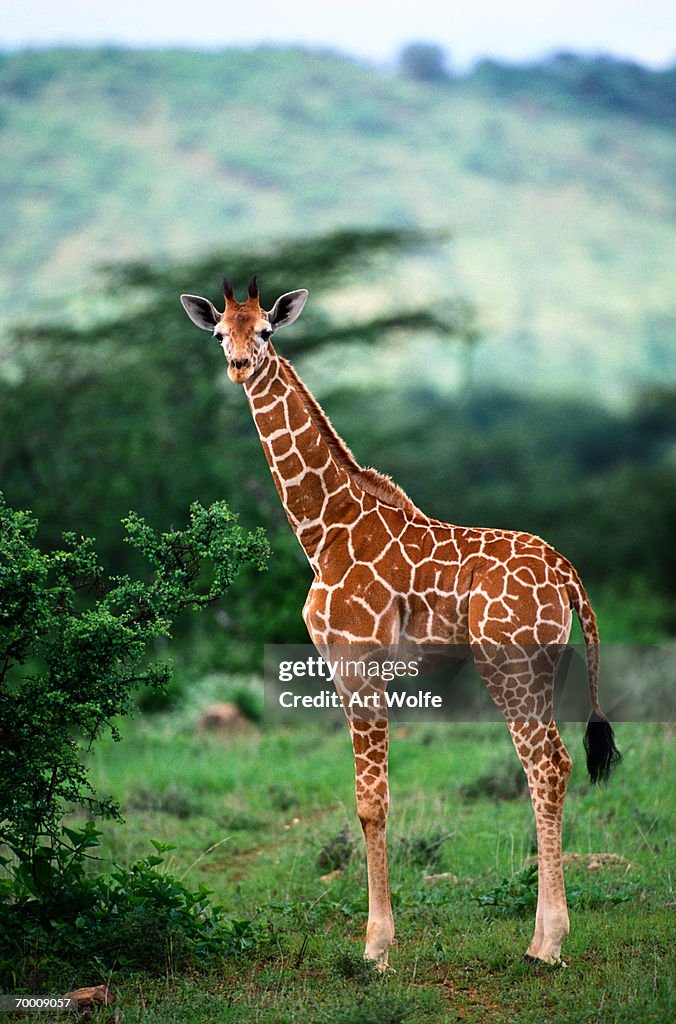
[227,358,254,384]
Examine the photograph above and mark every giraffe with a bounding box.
[180,276,621,971]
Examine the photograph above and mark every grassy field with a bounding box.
[44,696,673,1023]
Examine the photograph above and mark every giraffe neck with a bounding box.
[243,345,361,563]
[278,354,424,519]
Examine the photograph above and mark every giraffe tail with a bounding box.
[564,562,622,784]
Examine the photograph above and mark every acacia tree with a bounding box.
[0,229,478,664]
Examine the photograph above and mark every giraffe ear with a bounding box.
[180,294,221,331]
[268,290,308,330]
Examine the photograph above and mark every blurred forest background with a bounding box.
[0,45,674,678]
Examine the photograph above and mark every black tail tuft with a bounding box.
[584,714,622,784]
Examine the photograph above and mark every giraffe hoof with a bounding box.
[522,953,568,968]
[364,950,394,973]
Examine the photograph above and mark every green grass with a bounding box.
[27,712,668,1022]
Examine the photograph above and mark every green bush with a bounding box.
[0,829,268,974]
[0,493,269,977]
[0,493,267,855]
[474,865,539,918]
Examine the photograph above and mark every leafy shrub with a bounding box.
[230,683,265,724]
[0,493,268,856]
[0,493,269,979]
[474,865,539,918]
[136,675,186,713]
[0,830,268,975]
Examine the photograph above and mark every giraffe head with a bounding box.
[180,276,308,383]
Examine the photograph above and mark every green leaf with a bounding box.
[150,840,177,854]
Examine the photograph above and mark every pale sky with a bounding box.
[0,0,673,69]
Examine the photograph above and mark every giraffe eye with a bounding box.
[214,332,223,342]
[260,328,273,341]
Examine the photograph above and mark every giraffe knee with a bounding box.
[357,793,388,829]
[536,729,572,785]
[549,731,572,781]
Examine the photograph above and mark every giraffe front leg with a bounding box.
[348,718,394,970]
[510,721,572,965]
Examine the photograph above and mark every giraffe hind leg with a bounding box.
[509,719,572,964]
[472,645,572,964]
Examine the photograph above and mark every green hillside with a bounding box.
[0,46,674,399]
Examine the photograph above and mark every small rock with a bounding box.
[585,853,631,871]
[197,702,247,735]
[423,871,459,884]
[526,852,632,871]
[63,986,114,1011]
[320,869,343,882]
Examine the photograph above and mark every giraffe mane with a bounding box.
[277,355,423,517]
